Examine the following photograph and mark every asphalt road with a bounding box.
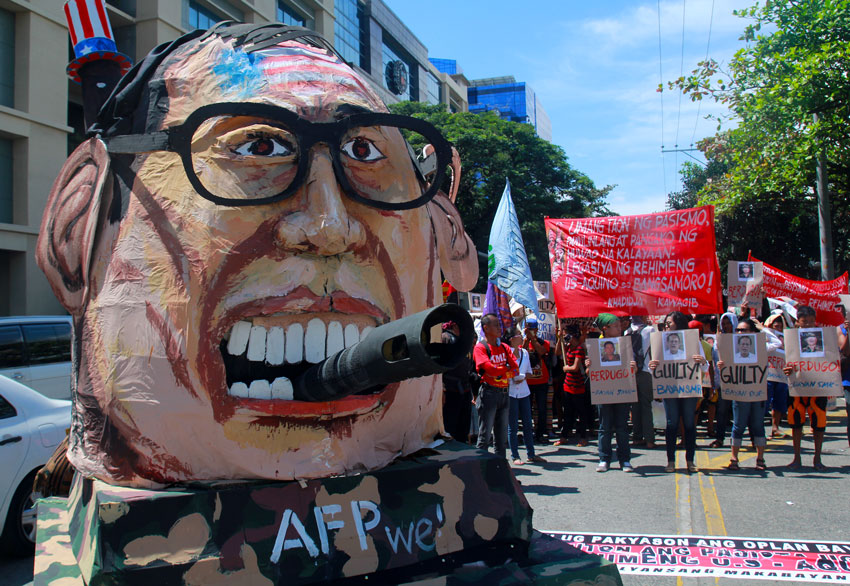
[3,403,848,586]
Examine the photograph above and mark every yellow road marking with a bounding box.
[702,434,793,470]
[696,450,726,536]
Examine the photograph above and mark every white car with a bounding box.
[0,375,71,555]
[0,316,73,400]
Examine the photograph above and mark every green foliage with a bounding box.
[667,161,819,282]
[389,102,614,289]
[664,0,850,275]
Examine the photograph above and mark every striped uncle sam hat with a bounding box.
[64,0,132,83]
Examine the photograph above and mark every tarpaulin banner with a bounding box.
[544,531,850,582]
[546,206,722,318]
[750,255,848,326]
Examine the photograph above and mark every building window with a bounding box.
[277,2,306,27]
[0,137,12,224]
[334,0,362,68]
[0,8,14,108]
[425,72,440,106]
[189,1,222,30]
[381,39,416,102]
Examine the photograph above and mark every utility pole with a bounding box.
[814,113,834,280]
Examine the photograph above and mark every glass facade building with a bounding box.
[334,0,365,70]
[429,58,459,76]
[0,8,13,108]
[467,78,552,141]
[278,2,307,27]
[189,1,222,30]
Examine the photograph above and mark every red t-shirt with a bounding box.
[524,338,550,385]
[473,341,518,388]
[563,345,587,394]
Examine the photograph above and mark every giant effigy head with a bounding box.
[36,23,477,487]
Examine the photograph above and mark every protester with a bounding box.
[592,313,634,472]
[522,317,552,444]
[555,324,590,447]
[763,312,789,438]
[650,311,708,473]
[719,318,768,471]
[473,313,518,458]
[628,316,656,448]
[782,305,828,470]
[505,326,546,465]
[441,321,474,443]
[708,311,738,448]
[552,321,568,441]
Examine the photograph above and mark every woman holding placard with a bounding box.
[718,319,768,471]
[649,311,708,474]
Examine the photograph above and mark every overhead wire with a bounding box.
[657,0,668,198]
[690,0,715,147]
[674,0,687,175]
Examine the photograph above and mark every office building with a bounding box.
[467,76,552,141]
[0,0,467,316]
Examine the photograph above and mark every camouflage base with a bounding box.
[35,440,621,585]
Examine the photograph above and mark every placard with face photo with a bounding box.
[586,335,636,404]
[598,337,622,366]
[649,329,703,399]
[727,260,764,308]
[732,333,758,364]
[784,327,842,397]
[703,333,716,348]
[798,328,824,358]
[717,332,768,401]
[470,293,482,310]
[661,331,687,362]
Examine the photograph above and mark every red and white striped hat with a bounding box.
[64,0,131,83]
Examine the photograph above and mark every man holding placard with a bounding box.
[716,319,768,471]
[782,305,840,470]
[587,314,636,473]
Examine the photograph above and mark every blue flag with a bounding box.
[487,179,538,310]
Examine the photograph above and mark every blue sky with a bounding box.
[384,0,754,216]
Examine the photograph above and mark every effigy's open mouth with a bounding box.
[219,312,381,401]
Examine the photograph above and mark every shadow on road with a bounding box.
[519,483,579,496]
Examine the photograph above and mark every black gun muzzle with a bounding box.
[292,303,474,402]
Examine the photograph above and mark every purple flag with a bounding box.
[482,280,514,335]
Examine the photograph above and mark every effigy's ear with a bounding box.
[36,138,111,314]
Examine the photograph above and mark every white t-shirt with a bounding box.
[509,348,532,399]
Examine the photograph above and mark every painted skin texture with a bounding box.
[37,37,477,487]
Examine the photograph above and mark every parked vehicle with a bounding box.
[0,375,71,556]
[0,316,73,400]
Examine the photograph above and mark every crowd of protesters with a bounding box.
[443,303,850,473]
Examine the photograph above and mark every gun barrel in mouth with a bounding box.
[292,303,475,402]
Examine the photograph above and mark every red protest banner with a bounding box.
[546,531,850,582]
[749,255,848,326]
[545,206,722,317]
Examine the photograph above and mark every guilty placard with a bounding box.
[717,332,768,401]
[650,329,703,399]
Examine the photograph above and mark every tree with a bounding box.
[667,160,819,283]
[389,102,614,289]
[665,0,850,276]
